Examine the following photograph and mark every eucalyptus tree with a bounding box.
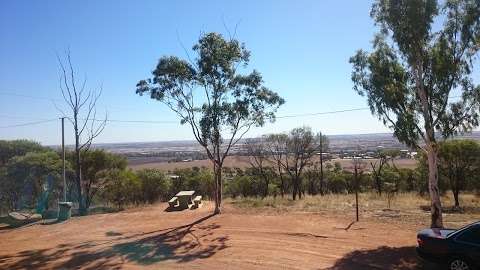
[370,152,389,195]
[265,133,289,197]
[269,127,318,200]
[370,149,398,195]
[350,0,480,228]
[136,33,284,214]
[437,139,480,208]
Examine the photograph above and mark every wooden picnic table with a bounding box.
[175,190,195,209]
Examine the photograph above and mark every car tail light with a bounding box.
[417,237,424,247]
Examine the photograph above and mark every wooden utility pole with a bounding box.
[355,164,359,222]
[353,157,363,222]
[61,117,66,202]
[319,134,324,195]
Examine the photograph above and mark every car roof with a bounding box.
[446,221,480,238]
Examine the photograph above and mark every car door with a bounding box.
[454,224,480,266]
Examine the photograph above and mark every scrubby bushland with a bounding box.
[169,167,215,200]
[2,151,63,211]
[100,169,141,209]
[97,167,216,209]
[0,140,62,214]
[224,159,427,200]
[71,149,128,211]
[135,168,170,203]
[0,140,219,214]
[0,140,46,166]
[419,139,480,208]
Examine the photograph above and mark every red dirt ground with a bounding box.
[0,202,435,270]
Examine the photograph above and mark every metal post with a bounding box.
[61,117,66,202]
[355,164,359,222]
[319,133,324,195]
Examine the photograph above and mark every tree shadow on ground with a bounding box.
[109,213,227,265]
[0,213,226,269]
[327,246,441,270]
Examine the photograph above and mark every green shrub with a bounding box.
[101,169,141,209]
[135,169,170,203]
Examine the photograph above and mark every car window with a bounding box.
[457,226,480,245]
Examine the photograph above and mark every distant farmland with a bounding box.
[128,155,418,171]
[128,155,251,171]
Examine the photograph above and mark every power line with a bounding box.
[0,94,467,128]
[276,108,368,119]
[0,91,61,101]
[0,113,178,124]
[0,119,57,128]
[0,114,54,121]
[0,91,134,112]
[71,107,370,123]
[0,107,368,128]
[86,118,178,124]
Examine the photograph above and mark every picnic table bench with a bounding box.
[175,190,195,209]
[193,195,202,208]
[168,191,203,209]
[168,196,179,208]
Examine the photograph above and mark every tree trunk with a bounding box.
[453,172,460,208]
[453,188,460,208]
[427,146,443,228]
[213,162,222,214]
[263,173,269,198]
[319,151,324,196]
[75,132,87,216]
[415,59,443,228]
[292,178,297,200]
[278,162,285,198]
[280,177,285,198]
[407,173,414,192]
[298,176,303,199]
[354,166,359,222]
[375,175,382,196]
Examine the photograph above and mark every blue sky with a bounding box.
[0,0,445,145]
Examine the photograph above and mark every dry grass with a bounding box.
[227,192,480,228]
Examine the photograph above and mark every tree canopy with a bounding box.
[71,149,127,209]
[438,139,480,207]
[0,140,46,166]
[3,151,63,210]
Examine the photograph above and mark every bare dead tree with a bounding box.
[370,154,388,196]
[244,138,272,198]
[56,51,107,215]
[266,127,318,200]
[370,149,401,196]
[265,134,288,198]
